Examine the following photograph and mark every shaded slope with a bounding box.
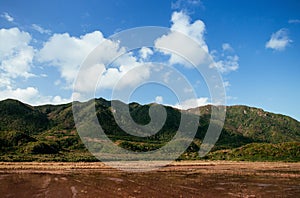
[0,99,49,134]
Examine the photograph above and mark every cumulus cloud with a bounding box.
[265,28,292,51]
[155,11,208,67]
[155,11,239,74]
[1,12,14,22]
[139,47,153,60]
[38,30,153,94]
[0,86,72,105]
[0,28,39,104]
[0,28,98,105]
[100,66,144,90]
[0,27,35,83]
[51,95,72,104]
[37,31,105,87]
[174,97,208,109]
[32,24,51,34]
[100,60,151,90]
[170,11,207,52]
[0,87,38,103]
[73,40,151,92]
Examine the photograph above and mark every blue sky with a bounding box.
[0,0,299,121]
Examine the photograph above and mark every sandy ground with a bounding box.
[0,161,299,197]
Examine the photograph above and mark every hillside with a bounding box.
[188,105,300,143]
[0,99,49,133]
[0,98,299,162]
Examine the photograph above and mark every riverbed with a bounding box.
[0,161,299,197]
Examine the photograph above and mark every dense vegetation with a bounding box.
[207,142,300,162]
[0,98,299,162]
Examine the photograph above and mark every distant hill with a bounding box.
[0,98,299,162]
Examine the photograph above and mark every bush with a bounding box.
[23,141,59,154]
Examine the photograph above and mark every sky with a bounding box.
[0,0,299,121]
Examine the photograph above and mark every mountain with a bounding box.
[188,105,300,144]
[0,98,299,162]
[0,99,49,133]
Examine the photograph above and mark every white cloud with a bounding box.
[0,27,35,82]
[155,11,239,75]
[74,41,151,91]
[100,61,151,90]
[139,47,153,60]
[171,0,202,10]
[32,24,51,35]
[38,30,153,93]
[170,11,207,52]
[1,46,35,78]
[209,43,239,73]
[51,95,72,104]
[0,86,72,106]
[75,63,106,92]
[0,87,38,103]
[1,12,14,22]
[155,11,208,67]
[288,19,300,24]
[174,97,208,109]
[0,27,155,104]
[265,28,292,51]
[0,74,11,88]
[37,31,105,87]
[222,43,233,52]
[155,96,163,104]
[0,27,36,93]
[211,55,239,73]
[0,28,100,105]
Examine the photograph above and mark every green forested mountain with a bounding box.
[0,99,49,133]
[188,105,300,143]
[0,98,299,162]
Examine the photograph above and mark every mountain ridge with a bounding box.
[0,98,299,162]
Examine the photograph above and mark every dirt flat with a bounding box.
[0,161,299,197]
